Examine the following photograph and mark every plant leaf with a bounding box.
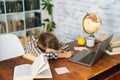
[43,18,50,22]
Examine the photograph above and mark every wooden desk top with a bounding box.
[49,56,119,80]
[0,55,119,80]
[0,41,120,80]
[0,56,33,80]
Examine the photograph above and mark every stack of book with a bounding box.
[107,40,120,55]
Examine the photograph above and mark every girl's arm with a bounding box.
[24,38,42,56]
[57,51,74,58]
[46,48,74,59]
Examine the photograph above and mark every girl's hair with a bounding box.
[38,32,59,50]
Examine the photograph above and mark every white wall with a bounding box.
[51,0,120,43]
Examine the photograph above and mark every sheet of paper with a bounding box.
[74,47,89,51]
[55,67,70,74]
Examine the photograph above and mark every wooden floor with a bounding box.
[89,64,120,80]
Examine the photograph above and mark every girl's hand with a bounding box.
[57,51,74,58]
[64,51,74,58]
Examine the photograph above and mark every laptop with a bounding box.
[69,34,113,66]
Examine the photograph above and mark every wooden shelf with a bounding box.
[0,0,42,47]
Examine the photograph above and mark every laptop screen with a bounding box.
[92,34,113,64]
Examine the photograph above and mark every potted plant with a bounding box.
[41,0,56,32]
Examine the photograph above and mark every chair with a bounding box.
[0,34,25,61]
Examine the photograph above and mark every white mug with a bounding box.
[86,37,95,47]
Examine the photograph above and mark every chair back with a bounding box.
[0,34,24,61]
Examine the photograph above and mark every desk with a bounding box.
[0,41,120,80]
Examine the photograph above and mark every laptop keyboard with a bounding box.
[78,52,96,65]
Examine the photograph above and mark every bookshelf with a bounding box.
[0,0,42,47]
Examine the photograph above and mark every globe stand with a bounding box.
[89,33,100,44]
[89,33,94,37]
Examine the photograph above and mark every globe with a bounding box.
[82,13,102,37]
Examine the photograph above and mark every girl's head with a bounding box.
[37,32,59,51]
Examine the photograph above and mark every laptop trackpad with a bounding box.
[69,49,92,61]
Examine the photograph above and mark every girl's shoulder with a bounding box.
[30,38,38,42]
[27,38,38,46]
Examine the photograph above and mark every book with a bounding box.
[96,35,120,44]
[11,20,17,32]
[106,50,120,55]
[13,54,53,80]
[111,46,120,52]
[7,20,12,32]
[111,42,120,48]
[107,44,120,52]
[23,53,37,62]
[0,22,6,33]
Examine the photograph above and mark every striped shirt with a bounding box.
[24,38,58,60]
